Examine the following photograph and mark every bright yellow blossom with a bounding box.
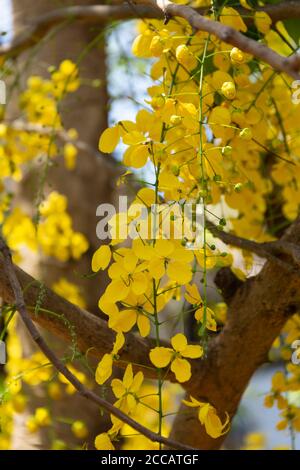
[150,333,203,383]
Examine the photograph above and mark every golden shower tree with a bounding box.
[1,0,300,450]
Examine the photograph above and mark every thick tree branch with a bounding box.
[170,215,300,449]
[0,256,161,379]
[0,238,194,451]
[207,220,300,272]
[0,4,161,57]
[257,0,300,23]
[1,2,300,79]
[0,253,204,385]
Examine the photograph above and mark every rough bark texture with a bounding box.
[0,257,168,379]
[170,217,300,449]
[9,0,119,449]
[3,0,299,451]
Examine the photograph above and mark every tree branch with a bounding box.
[0,252,205,385]
[0,4,162,57]
[0,238,194,451]
[206,220,300,272]
[0,256,163,380]
[256,0,300,23]
[8,120,120,170]
[134,0,300,79]
[1,2,300,79]
[170,215,300,449]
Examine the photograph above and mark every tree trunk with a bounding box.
[10,0,119,449]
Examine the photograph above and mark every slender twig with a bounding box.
[0,237,195,451]
[133,0,300,79]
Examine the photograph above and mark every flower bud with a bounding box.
[230,47,245,65]
[221,81,236,100]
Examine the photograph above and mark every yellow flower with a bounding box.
[132,31,153,58]
[26,416,39,434]
[95,432,115,450]
[111,364,144,413]
[255,12,272,34]
[99,125,120,153]
[109,308,151,337]
[71,420,88,439]
[185,284,217,331]
[92,245,112,272]
[52,277,86,308]
[95,332,125,385]
[195,306,217,332]
[106,249,149,301]
[221,81,236,100]
[182,396,230,438]
[175,45,197,69]
[230,47,245,65]
[220,7,247,32]
[149,333,203,383]
[35,407,51,427]
[63,143,77,170]
[264,371,287,410]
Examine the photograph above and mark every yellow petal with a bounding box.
[167,261,192,285]
[137,314,151,337]
[95,354,113,385]
[154,239,175,257]
[132,33,153,58]
[113,332,125,354]
[182,395,203,408]
[171,357,191,383]
[149,347,173,368]
[98,293,118,316]
[111,378,126,398]
[129,145,149,168]
[95,433,115,450]
[132,239,153,260]
[254,11,272,34]
[99,126,120,153]
[184,283,202,305]
[171,333,187,353]
[203,407,230,438]
[131,371,144,394]
[182,344,203,359]
[106,280,130,302]
[220,7,247,32]
[148,257,165,280]
[195,248,216,269]
[126,393,138,412]
[123,364,134,388]
[109,309,137,333]
[123,131,145,146]
[92,245,111,272]
[131,272,148,295]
